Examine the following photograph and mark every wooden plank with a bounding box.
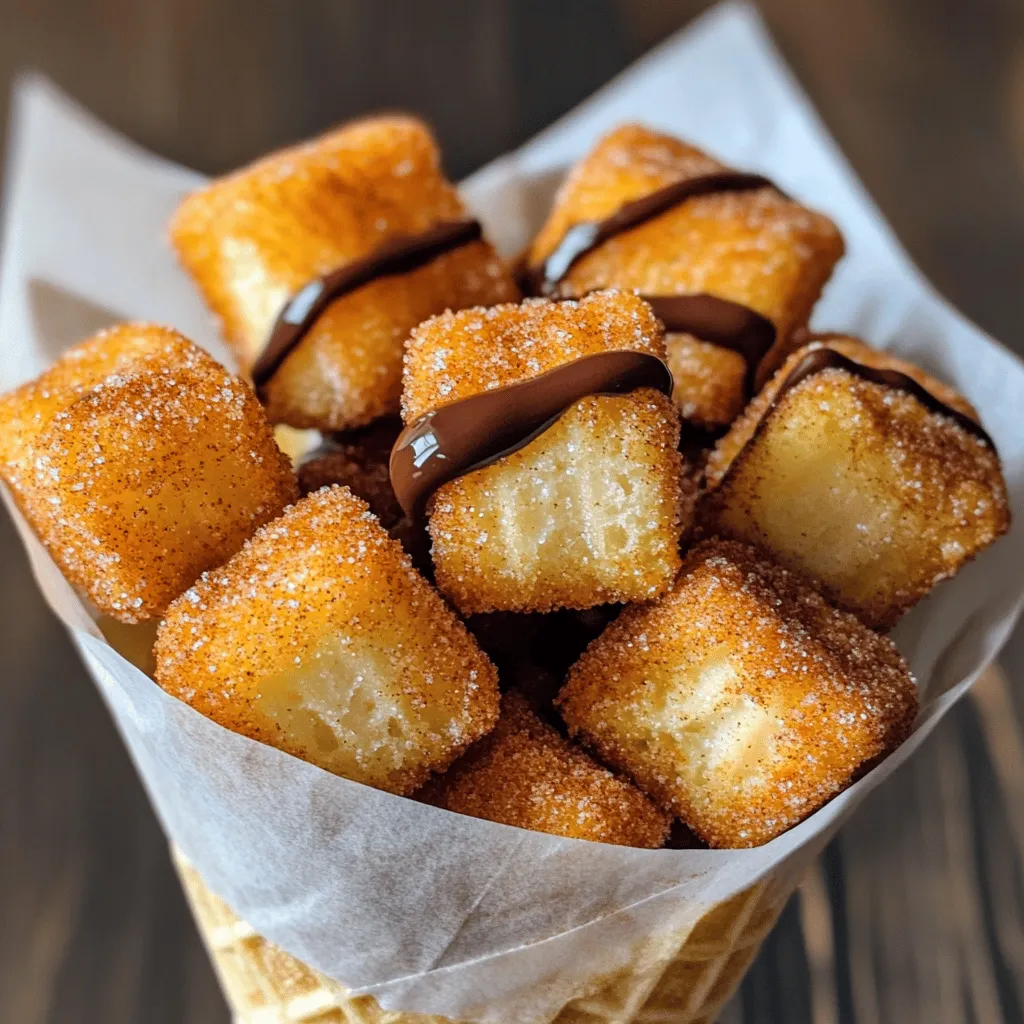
[971,667,1024,1013]
[799,863,840,1024]
[0,3,1022,1023]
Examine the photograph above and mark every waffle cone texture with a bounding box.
[173,848,792,1024]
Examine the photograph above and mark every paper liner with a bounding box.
[4,3,1024,1022]
[173,848,794,1024]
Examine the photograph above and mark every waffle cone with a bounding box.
[172,848,793,1023]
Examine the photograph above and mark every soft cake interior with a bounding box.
[429,389,684,614]
[403,292,686,614]
[245,619,485,789]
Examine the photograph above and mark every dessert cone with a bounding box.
[172,848,794,1024]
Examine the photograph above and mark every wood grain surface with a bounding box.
[0,2,1022,1022]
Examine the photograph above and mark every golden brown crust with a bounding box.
[527,125,728,266]
[701,337,1009,628]
[261,239,518,430]
[402,290,666,421]
[558,539,918,848]
[664,333,748,428]
[706,334,981,489]
[524,125,844,408]
[154,486,500,795]
[803,334,978,419]
[0,323,205,477]
[171,115,462,368]
[420,692,670,848]
[170,115,518,430]
[0,324,297,622]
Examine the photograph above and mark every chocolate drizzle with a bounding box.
[523,171,775,296]
[643,294,776,397]
[389,351,674,518]
[519,171,781,393]
[721,347,995,487]
[251,218,483,392]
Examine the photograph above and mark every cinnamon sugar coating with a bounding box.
[154,486,500,795]
[525,125,844,425]
[420,692,670,848]
[170,115,518,431]
[402,290,666,420]
[702,337,1009,629]
[558,540,918,848]
[804,334,977,417]
[404,293,687,613]
[665,335,749,429]
[705,334,979,487]
[0,324,296,622]
[0,323,202,477]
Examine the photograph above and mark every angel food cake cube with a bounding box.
[0,324,297,622]
[421,692,670,848]
[525,125,844,427]
[154,486,500,795]
[558,540,918,848]
[702,337,1010,629]
[171,115,518,432]
[402,292,687,614]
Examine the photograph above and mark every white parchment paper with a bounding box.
[2,3,1024,1021]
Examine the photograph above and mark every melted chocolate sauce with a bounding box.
[643,294,776,397]
[522,171,775,296]
[389,351,674,518]
[251,218,483,393]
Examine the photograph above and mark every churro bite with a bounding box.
[296,417,427,567]
[702,336,1010,629]
[522,125,844,429]
[558,540,918,848]
[396,291,687,614]
[421,692,670,847]
[171,115,518,432]
[0,324,296,622]
[154,486,500,794]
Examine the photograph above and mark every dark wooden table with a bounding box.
[1,2,1023,1022]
